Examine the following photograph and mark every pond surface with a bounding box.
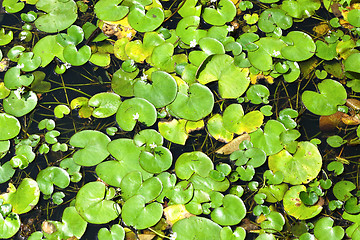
[0,0,360,239]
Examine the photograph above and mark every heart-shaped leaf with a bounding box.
[70,130,111,166]
[128,5,164,32]
[94,0,129,21]
[134,70,177,108]
[75,181,121,224]
[2,178,39,214]
[314,217,344,240]
[168,83,214,121]
[88,92,121,118]
[3,90,38,117]
[116,97,157,131]
[202,0,236,26]
[36,167,70,195]
[211,194,246,226]
[0,113,21,141]
[268,141,322,185]
[98,224,125,240]
[122,195,162,229]
[56,25,84,47]
[63,45,91,66]
[175,151,214,180]
[283,185,322,220]
[173,216,222,240]
[35,0,77,33]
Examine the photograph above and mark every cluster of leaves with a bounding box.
[0,0,360,239]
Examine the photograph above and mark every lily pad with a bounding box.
[175,151,214,180]
[302,79,347,116]
[197,54,250,98]
[0,113,21,141]
[258,8,293,33]
[70,130,111,166]
[116,97,157,131]
[0,161,15,184]
[0,212,20,239]
[134,70,177,108]
[175,16,207,46]
[89,92,121,118]
[56,25,84,47]
[94,0,129,21]
[3,91,38,117]
[173,216,222,240]
[168,83,214,121]
[33,35,65,67]
[45,206,87,239]
[207,114,234,142]
[139,146,173,173]
[202,0,236,26]
[0,28,13,46]
[283,185,322,220]
[268,141,322,185]
[211,194,246,226]
[250,120,287,156]
[128,5,164,32]
[122,195,162,229]
[63,45,91,66]
[158,119,188,145]
[281,31,316,61]
[314,217,344,240]
[35,0,77,33]
[120,172,162,202]
[111,67,139,97]
[333,180,356,201]
[75,181,121,224]
[36,167,70,195]
[98,224,125,240]
[96,138,152,187]
[2,178,39,214]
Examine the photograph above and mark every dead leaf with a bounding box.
[216,133,250,155]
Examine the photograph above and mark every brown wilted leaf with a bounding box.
[319,111,346,132]
[216,133,250,155]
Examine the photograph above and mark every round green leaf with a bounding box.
[202,0,236,26]
[0,213,20,239]
[75,181,121,224]
[281,31,316,61]
[89,92,121,118]
[158,119,189,145]
[94,0,129,21]
[3,91,38,117]
[173,216,221,240]
[128,5,164,32]
[283,185,322,220]
[63,45,91,66]
[98,224,125,240]
[6,178,39,214]
[139,146,172,174]
[314,217,344,240]
[122,195,162,229]
[35,0,77,33]
[116,97,157,131]
[36,167,70,195]
[302,79,347,116]
[168,83,214,121]
[134,71,177,108]
[211,194,246,226]
[175,151,214,180]
[333,180,356,201]
[268,141,322,185]
[70,130,111,166]
[0,113,21,141]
